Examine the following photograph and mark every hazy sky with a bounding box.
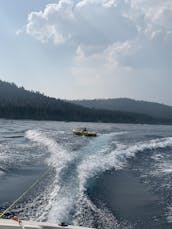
[0,0,172,104]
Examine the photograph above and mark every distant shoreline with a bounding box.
[1,80,172,126]
[0,117,172,126]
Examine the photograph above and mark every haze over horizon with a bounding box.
[0,0,172,105]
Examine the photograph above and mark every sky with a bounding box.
[0,0,172,105]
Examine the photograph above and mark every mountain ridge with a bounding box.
[0,80,171,124]
[71,98,172,120]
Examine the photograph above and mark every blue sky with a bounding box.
[0,0,172,105]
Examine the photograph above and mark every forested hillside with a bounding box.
[72,98,172,120]
[0,80,171,124]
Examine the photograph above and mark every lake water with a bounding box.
[0,119,172,228]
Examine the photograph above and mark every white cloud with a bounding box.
[25,0,172,63]
[16,29,23,36]
[24,0,172,100]
[26,0,75,44]
[71,43,134,90]
[26,0,137,46]
[128,0,172,39]
[71,44,171,102]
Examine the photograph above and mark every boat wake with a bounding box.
[10,129,172,228]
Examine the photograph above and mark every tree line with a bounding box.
[0,80,171,124]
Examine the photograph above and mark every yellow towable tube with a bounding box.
[73,129,97,137]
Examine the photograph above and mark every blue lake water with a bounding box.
[0,119,172,228]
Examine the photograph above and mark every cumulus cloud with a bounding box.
[25,0,172,100]
[26,0,172,65]
[26,0,137,46]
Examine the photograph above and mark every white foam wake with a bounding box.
[53,133,172,227]
[0,144,9,174]
[46,132,122,224]
[24,131,172,227]
[77,136,172,193]
[26,130,73,170]
[25,130,75,223]
[72,136,172,228]
[0,142,34,174]
[73,193,120,229]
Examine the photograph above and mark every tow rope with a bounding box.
[0,168,51,219]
